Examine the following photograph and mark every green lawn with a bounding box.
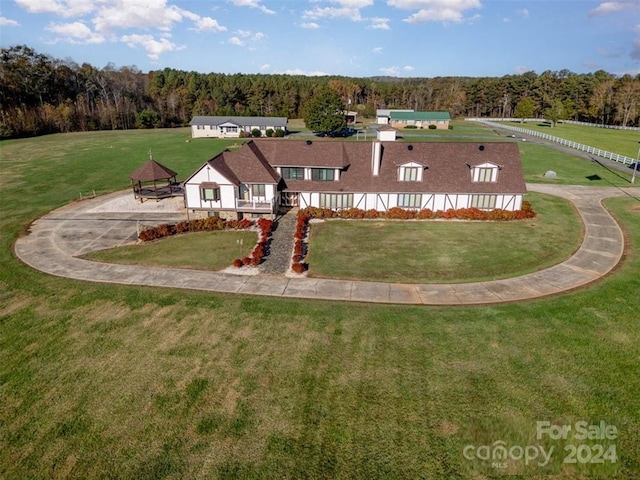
[306,192,582,283]
[1,130,639,478]
[85,231,257,270]
[505,121,639,158]
[519,141,637,186]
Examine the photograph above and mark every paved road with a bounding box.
[13,185,636,305]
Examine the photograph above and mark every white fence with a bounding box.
[466,118,636,167]
[560,120,640,132]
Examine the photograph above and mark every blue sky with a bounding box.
[1,0,639,77]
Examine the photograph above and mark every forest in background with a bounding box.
[1,45,639,139]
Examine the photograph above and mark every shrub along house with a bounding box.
[184,140,527,219]
[189,116,288,138]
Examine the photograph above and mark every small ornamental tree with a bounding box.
[274,129,285,137]
[251,128,262,137]
[266,128,274,137]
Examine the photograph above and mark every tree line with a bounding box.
[1,44,639,139]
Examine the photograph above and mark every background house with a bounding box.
[190,116,288,138]
[184,140,527,219]
[389,111,451,129]
[376,109,414,124]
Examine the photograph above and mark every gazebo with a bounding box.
[129,155,181,202]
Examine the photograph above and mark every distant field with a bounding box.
[504,121,639,158]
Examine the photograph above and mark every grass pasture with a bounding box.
[1,130,640,478]
[85,230,257,270]
[306,192,582,283]
[505,121,640,158]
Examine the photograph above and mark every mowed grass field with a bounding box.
[1,127,640,478]
[505,121,639,158]
[306,192,582,283]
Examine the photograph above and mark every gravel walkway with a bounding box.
[260,209,298,274]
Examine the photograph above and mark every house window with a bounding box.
[402,167,420,182]
[476,167,495,182]
[319,193,353,209]
[398,193,422,208]
[471,194,497,210]
[251,184,266,197]
[311,168,335,181]
[201,187,220,202]
[281,167,305,180]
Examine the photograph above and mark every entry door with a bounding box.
[281,192,299,207]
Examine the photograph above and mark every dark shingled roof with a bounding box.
[204,145,280,185]
[188,140,527,195]
[129,159,177,182]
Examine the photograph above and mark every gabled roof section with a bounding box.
[252,139,351,168]
[390,111,451,121]
[189,116,288,128]
[129,159,177,182]
[280,141,526,195]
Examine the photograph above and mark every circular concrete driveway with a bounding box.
[13,185,632,305]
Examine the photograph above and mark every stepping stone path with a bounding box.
[260,208,298,274]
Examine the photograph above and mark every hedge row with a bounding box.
[300,201,535,221]
[138,217,253,242]
[233,217,274,268]
[291,212,310,274]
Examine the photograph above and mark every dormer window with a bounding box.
[311,168,335,181]
[281,167,305,180]
[471,163,499,182]
[398,162,423,182]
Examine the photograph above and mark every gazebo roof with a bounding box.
[129,159,178,182]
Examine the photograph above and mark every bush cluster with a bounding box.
[138,217,252,242]
[233,217,273,268]
[299,201,535,222]
[290,212,310,274]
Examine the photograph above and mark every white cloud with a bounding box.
[387,0,482,24]
[121,33,183,60]
[300,22,320,29]
[231,30,266,44]
[0,17,20,27]
[93,1,183,33]
[517,8,529,17]
[228,0,275,14]
[303,7,364,21]
[191,16,227,32]
[15,0,97,17]
[403,65,414,71]
[280,68,328,76]
[46,21,105,43]
[260,64,271,71]
[588,1,635,17]
[372,46,383,54]
[302,0,373,21]
[368,17,390,29]
[380,66,400,75]
[514,65,529,74]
